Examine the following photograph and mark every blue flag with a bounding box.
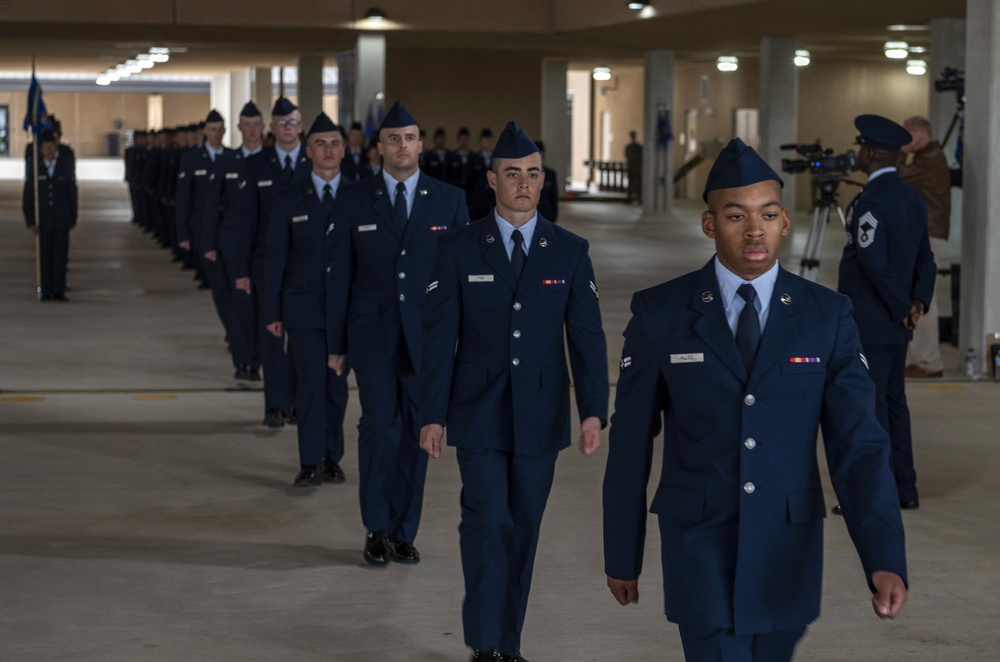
[23,74,48,134]
[656,110,673,151]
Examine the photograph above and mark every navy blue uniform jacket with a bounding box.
[325,172,470,374]
[420,214,609,455]
[264,177,350,331]
[203,149,253,266]
[838,171,935,346]
[603,260,907,634]
[24,154,77,230]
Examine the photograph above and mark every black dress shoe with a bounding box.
[364,530,391,567]
[234,365,253,380]
[900,499,920,510]
[321,461,345,484]
[831,505,843,515]
[285,408,298,425]
[293,466,322,488]
[500,655,529,662]
[389,540,420,564]
[470,648,501,662]
[263,409,285,428]
[248,368,262,382]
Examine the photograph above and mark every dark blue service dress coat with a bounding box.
[24,153,77,299]
[603,260,907,635]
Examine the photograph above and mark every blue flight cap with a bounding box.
[493,121,539,160]
[702,137,783,202]
[380,101,418,131]
[271,97,298,117]
[307,112,340,137]
[480,127,493,139]
[38,129,57,144]
[349,121,363,131]
[457,127,470,137]
[205,109,224,123]
[854,114,912,151]
[239,101,262,118]
[434,127,446,137]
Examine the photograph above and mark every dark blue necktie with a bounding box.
[284,154,293,180]
[322,183,334,214]
[511,230,526,283]
[394,181,408,230]
[736,283,761,371]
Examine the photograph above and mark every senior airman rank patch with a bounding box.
[590,280,599,298]
[859,352,869,370]
[620,356,632,370]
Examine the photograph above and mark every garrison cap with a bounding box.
[205,109,225,123]
[379,101,418,130]
[493,121,539,160]
[39,129,57,144]
[854,114,912,151]
[197,121,206,130]
[480,127,493,139]
[457,127,470,137]
[349,121,364,131]
[239,101,262,118]
[271,97,298,117]
[434,127,446,137]
[307,112,340,137]
[702,137,783,202]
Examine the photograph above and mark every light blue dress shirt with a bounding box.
[714,257,779,337]
[494,211,538,260]
[383,169,420,216]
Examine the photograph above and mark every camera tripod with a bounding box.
[799,175,854,282]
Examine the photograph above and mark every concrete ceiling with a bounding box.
[0,0,966,77]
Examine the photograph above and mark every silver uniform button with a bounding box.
[513,302,522,311]
[512,330,521,338]
[512,358,520,366]
[744,394,755,406]
[400,249,406,256]
[398,272,406,279]
[743,482,756,494]
[745,438,757,450]
[399,294,405,302]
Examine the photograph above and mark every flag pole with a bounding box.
[31,53,42,299]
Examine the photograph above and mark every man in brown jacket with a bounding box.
[898,116,951,378]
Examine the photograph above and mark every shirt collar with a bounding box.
[312,172,341,201]
[382,169,420,198]
[494,210,539,255]
[241,145,262,158]
[714,257,780,315]
[275,143,301,165]
[867,166,896,183]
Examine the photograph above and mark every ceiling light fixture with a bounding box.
[794,49,811,67]
[149,47,171,63]
[627,1,649,9]
[716,56,738,72]
[884,41,910,59]
[592,66,612,81]
[365,7,387,21]
[906,59,927,76]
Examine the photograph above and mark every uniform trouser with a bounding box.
[355,370,427,544]
[225,263,259,369]
[906,236,945,372]
[199,250,232,339]
[287,326,348,466]
[252,261,293,413]
[38,225,70,298]
[456,447,558,657]
[677,625,807,662]
[863,343,917,502]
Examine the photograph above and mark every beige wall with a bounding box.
[386,48,544,147]
[592,67,644,165]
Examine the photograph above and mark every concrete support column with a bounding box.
[297,55,325,126]
[355,33,386,130]
[210,74,232,145]
[252,67,273,119]
[959,0,1000,372]
[643,50,674,216]
[541,60,570,194]
[229,69,252,146]
[759,37,799,210]
[929,18,966,147]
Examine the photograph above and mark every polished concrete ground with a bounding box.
[1,181,998,661]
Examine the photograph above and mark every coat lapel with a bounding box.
[370,178,401,241]
[690,260,748,383]
[747,268,801,388]
[402,174,431,247]
[480,215,517,291]
[515,219,553,299]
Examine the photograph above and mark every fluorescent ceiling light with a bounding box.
[884,41,909,59]
[592,66,612,81]
[794,49,810,67]
[717,56,738,72]
[906,59,927,75]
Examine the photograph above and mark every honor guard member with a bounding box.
[177,109,236,339]
[422,127,451,181]
[243,97,310,428]
[837,115,935,511]
[341,121,372,182]
[325,101,470,567]
[24,129,77,301]
[447,127,485,211]
[603,138,908,662]
[419,121,608,662]
[264,113,351,487]
[205,101,265,381]
[534,141,559,223]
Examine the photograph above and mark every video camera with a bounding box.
[780,142,857,176]
[934,67,965,100]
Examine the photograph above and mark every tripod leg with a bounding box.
[800,204,823,281]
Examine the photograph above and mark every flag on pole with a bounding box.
[656,109,673,151]
[23,74,48,134]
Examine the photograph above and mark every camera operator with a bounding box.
[898,116,951,379]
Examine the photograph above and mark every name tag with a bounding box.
[292,214,309,223]
[670,353,704,364]
[258,179,273,187]
[468,275,494,283]
[225,172,239,179]
[359,224,377,232]
[194,169,208,176]
[38,175,48,181]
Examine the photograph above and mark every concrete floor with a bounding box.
[1,181,998,661]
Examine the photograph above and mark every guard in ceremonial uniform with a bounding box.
[422,127,451,181]
[176,109,236,336]
[603,138,908,661]
[24,129,77,301]
[341,121,372,182]
[837,115,935,510]
[264,113,351,488]
[205,101,265,381]
[326,101,470,567]
[419,121,608,662]
[242,97,310,428]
